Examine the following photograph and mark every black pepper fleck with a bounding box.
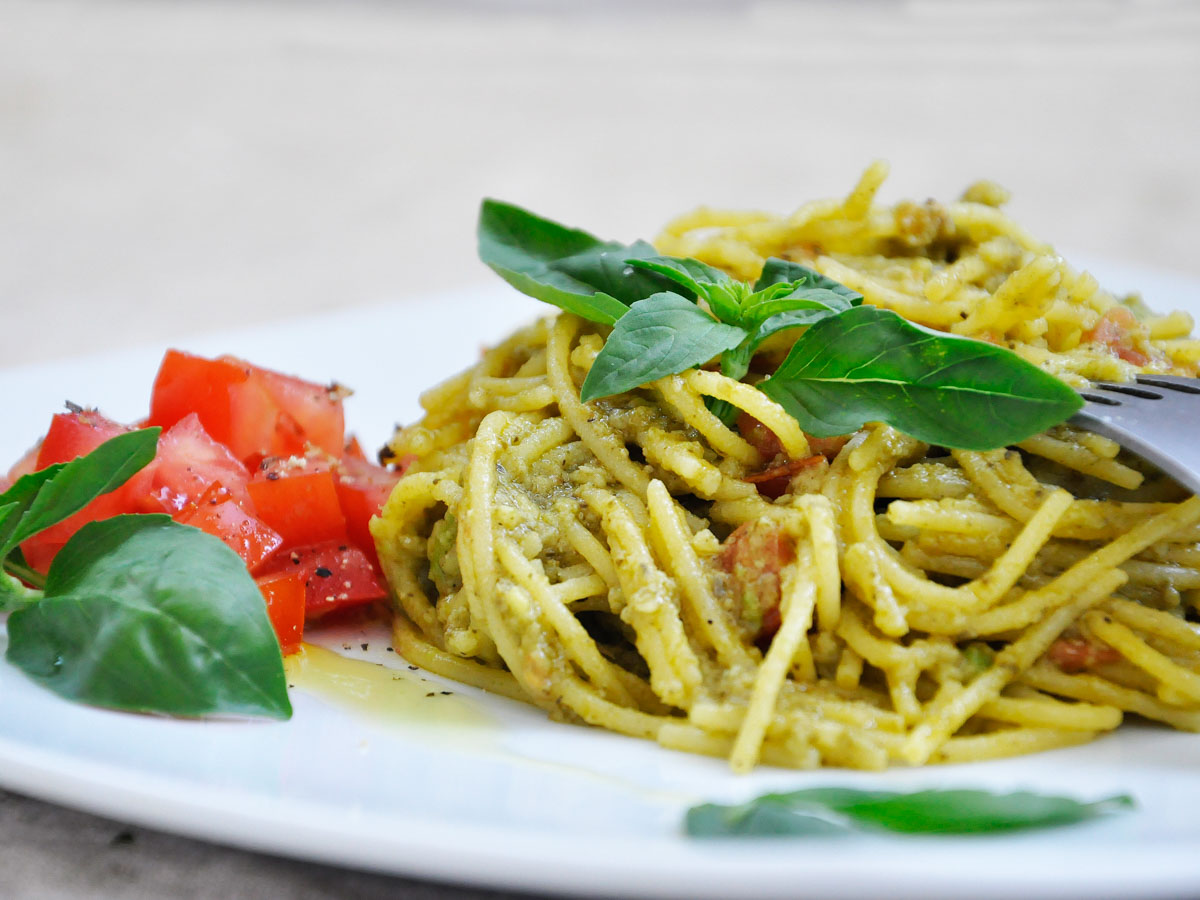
[360,642,369,651]
[315,566,333,578]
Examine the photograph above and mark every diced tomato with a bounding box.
[148,351,249,448]
[230,360,345,459]
[744,455,825,499]
[256,570,306,654]
[258,541,386,618]
[148,350,345,465]
[248,464,348,548]
[334,454,401,570]
[37,408,128,469]
[21,410,155,571]
[737,412,784,461]
[144,413,252,513]
[737,413,851,473]
[1083,307,1151,367]
[717,522,794,646]
[1046,636,1123,673]
[177,484,283,572]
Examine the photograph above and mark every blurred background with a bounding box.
[2,2,1199,898]
[3,0,1199,369]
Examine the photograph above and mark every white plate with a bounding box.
[3,266,1200,900]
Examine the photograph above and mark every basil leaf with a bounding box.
[580,293,747,402]
[477,200,680,325]
[6,515,291,719]
[753,258,864,305]
[685,788,1133,838]
[758,305,1083,449]
[743,287,857,327]
[626,256,743,323]
[0,428,160,558]
[0,468,64,558]
[748,307,841,349]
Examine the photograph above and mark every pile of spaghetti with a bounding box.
[372,163,1200,771]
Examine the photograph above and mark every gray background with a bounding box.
[2,0,1199,897]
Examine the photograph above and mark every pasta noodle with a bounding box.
[372,165,1200,770]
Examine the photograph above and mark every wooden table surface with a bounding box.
[2,1,1199,897]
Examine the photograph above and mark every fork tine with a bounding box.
[1070,375,1200,495]
[1136,375,1200,394]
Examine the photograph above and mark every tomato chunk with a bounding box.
[744,455,825,500]
[148,350,249,448]
[146,413,252,513]
[248,465,348,548]
[176,484,283,572]
[259,541,386,618]
[1046,636,1122,673]
[148,350,346,465]
[229,360,345,459]
[717,522,794,646]
[21,410,154,571]
[256,570,306,654]
[37,408,128,469]
[334,454,401,570]
[1082,307,1152,367]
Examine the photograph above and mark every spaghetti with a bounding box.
[372,164,1200,770]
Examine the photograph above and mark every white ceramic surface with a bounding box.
[3,269,1200,900]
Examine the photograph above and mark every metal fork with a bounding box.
[1071,375,1200,495]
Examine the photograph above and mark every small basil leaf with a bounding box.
[832,789,1134,834]
[625,256,743,322]
[686,801,847,838]
[758,305,1083,449]
[0,467,64,558]
[744,287,857,326]
[7,515,291,719]
[748,307,841,350]
[580,293,748,402]
[0,428,160,558]
[685,788,1133,838]
[753,258,864,306]
[478,200,681,324]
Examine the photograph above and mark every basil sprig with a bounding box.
[685,787,1134,838]
[477,201,1083,450]
[1,430,291,720]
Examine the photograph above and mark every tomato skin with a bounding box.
[256,570,306,654]
[146,413,252,513]
[259,541,385,618]
[176,484,283,572]
[247,467,348,548]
